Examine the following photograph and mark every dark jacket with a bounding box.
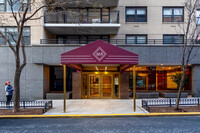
[5,85,14,96]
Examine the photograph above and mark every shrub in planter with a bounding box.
[171,72,189,90]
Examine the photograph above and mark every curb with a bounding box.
[1,112,200,119]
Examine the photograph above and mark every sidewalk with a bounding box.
[44,99,148,115]
[1,99,200,119]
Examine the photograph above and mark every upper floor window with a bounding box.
[0,0,30,12]
[163,35,184,44]
[163,7,184,22]
[196,10,200,25]
[0,28,5,45]
[0,0,5,11]
[0,27,30,45]
[56,35,109,44]
[44,8,117,24]
[126,7,147,22]
[126,35,147,44]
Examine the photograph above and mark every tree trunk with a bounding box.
[13,52,22,113]
[175,67,186,110]
[13,67,21,112]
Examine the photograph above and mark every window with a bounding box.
[126,7,147,22]
[0,0,5,11]
[0,28,5,44]
[126,35,147,44]
[163,7,184,22]
[21,0,31,11]
[22,27,30,45]
[50,66,75,92]
[128,66,191,92]
[7,28,18,45]
[102,9,110,23]
[64,8,110,23]
[163,35,184,44]
[0,0,30,12]
[0,27,30,45]
[7,0,20,12]
[197,10,200,25]
[88,9,101,23]
[56,35,109,44]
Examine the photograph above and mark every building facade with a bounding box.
[0,0,200,100]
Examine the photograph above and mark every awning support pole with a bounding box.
[133,65,136,112]
[63,64,66,113]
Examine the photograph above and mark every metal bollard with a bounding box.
[23,101,25,109]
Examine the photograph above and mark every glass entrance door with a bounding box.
[89,75,100,98]
[101,75,113,98]
[89,74,113,98]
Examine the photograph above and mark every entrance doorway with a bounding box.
[82,72,120,99]
[89,74,113,98]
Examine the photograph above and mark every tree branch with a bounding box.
[0,31,16,55]
[7,0,20,27]
[24,5,47,22]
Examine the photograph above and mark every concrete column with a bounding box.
[72,72,82,99]
[43,65,50,99]
[192,65,200,97]
[120,72,129,99]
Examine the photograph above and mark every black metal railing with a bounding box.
[142,98,200,112]
[40,39,200,45]
[44,11,120,24]
[0,100,53,113]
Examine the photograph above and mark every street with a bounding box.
[0,116,199,133]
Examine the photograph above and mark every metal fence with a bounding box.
[0,100,53,113]
[142,98,200,112]
[40,39,200,45]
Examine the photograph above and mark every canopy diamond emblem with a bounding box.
[92,47,107,62]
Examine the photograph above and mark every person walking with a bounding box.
[5,81,14,108]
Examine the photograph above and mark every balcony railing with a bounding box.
[44,11,120,24]
[40,39,200,45]
[50,0,119,7]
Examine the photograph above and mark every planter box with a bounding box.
[136,92,159,99]
[46,92,72,99]
[159,92,188,98]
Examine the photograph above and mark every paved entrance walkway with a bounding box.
[44,99,148,115]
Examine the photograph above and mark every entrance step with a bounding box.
[46,92,72,99]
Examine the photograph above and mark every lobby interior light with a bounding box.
[95,72,99,74]
[95,66,99,74]
[104,66,108,74]
[95,66,99,71]
[104,71,108,74]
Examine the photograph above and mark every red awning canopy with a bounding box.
[61,40,138,65]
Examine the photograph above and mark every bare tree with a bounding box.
[176,0,200,109]
[0,0,71,112]
[0,0,95,112]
